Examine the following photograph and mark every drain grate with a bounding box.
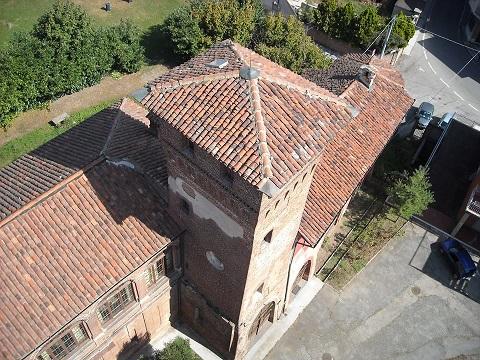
[411,286,421,296]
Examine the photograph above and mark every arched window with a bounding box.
[37,322,89,360]
[248,302,275,339]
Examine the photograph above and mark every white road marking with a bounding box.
[423,50,427,59]
[468,104,479,111]
[418,67,425,72]
[454,91,464,100]
[427,62,436,74]
[422,32,426,41]
[439,78,449,88]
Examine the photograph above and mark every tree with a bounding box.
[163,0,329,73]
[256,14,332,72]
[354,6,384,47]
[0,0,144,128]
[314,0,338,35]
[389,12,415,49]
[333,2,356,39]
[0,32,54,127]
[33,0,111,93]
[162,0,259,59]
[387,166,434,219]
[109,19,145,73]
[162,7,207,59]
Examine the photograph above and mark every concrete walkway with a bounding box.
[0,64,167,146]
[246,277,323,360]
[266,223,480,360]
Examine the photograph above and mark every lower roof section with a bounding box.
[300,57,413,244]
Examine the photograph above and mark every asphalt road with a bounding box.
[266,223,480,360]
[398,0,480,123]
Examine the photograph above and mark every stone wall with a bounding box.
[179,280,236,358]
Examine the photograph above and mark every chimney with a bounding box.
[357,65,376,91]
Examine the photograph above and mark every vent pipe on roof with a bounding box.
[207,59,229,69]
[240,66,260,80]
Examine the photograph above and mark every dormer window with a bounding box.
[144,250,174,287]
[96,283,135,323]
[37,323,89,360]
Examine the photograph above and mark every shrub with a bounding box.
[109,19,145,73]
[255,14,332,72]
[354,6,385,48]
[314,0,338,34]
[162,0,329,73]
[387,166,434,219]
[142,337,201,360]
[333,2,356,39]
[0,0,144,128]
[389,12,415,49]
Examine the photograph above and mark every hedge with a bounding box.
[0,0,144,128]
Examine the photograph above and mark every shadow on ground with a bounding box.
[409,228,480,304]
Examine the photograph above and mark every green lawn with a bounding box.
[0,0,184,47]
[0,100,114,168]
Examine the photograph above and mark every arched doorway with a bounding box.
[248,302,275,340]
[291,260,311,295]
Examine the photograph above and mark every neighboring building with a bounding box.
[0,41,411,360]
[392,0,424,18]
[414,115,480,251]
[465,0,480,44]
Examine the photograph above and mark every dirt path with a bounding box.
[0,64,168,146]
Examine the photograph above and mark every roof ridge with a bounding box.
[260,74,354,110]
[228,39,248,66]
[0,157,104,229]
[151,71,239,92]
[248,78,273,184]
[101,98,126,155]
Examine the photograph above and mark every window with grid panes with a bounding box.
[144,250,174,287]
[37,323,88,360]
[96,283,135,323]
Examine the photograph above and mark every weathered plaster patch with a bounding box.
[168,176,244,238]
[206,250,225,271]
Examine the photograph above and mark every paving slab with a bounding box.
[266,223,480,360]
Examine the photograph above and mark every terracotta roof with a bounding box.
[143,40,355,192]
[0,99,168,222]
[300,56,413,243]
[302,53,372,96]
[0,99,177,359]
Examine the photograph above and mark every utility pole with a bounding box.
[380,15,396,59]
